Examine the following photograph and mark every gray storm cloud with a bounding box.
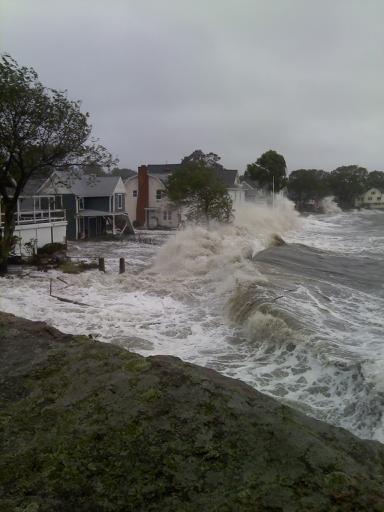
[1,0,384,172]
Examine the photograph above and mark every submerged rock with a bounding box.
[0,312,383,511]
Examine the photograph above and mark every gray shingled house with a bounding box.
[39,171,134,240]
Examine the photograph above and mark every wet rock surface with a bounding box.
[0,311,383,512]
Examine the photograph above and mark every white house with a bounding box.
[0,178,67,256]
[355,188,384,209]
[219,169,246,209]
[125,164,248,229]
[125,165,183,229]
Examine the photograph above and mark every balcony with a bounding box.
[0,195,66,227]
[13,208,66,225]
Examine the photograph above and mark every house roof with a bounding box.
[43,172,123,197]
[4,177,48,198]
[214,169,238,188]
[240,180,256,190]
[365,186,384,194]
[112,169,137,179]
[145,163,239,188]
[21,178,48,196]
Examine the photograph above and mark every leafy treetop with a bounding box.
[329,165,368,206]
[181,149,223,169]
[0,54,114,272]
[245,150,287,192]
[287,169,330,202]
[166,152,232,224]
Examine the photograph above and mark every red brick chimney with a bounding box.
[136,165,149,226]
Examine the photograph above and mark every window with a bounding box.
[163,210,172,221]
[133,190,137,197]
[156,190,163,201]
[33,197,41,210]
[163,210,167,221]
[168,210,172,220]
[40,197,49,210]
[117,194,123,210]
[78,197,84,210]
[55,196,63,209]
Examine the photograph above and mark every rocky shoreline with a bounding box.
[1,311,383,511]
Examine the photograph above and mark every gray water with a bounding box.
[249,209,384,440]
[1,205,383,441]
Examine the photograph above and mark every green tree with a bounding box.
[329,165,368,207]
[0,55,113,272]
[111,167,136,179]
[181,149,223,169]
[166,159,233,224]
[367,170,384,190]
[83,162,108,176]
[287,169,331,203]
[245,150,287,192]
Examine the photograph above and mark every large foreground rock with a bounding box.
[0,312,383,511]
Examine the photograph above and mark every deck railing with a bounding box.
[0,209,66,226]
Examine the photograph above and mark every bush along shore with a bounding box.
[8,242,98,274]
[0,312,384,512]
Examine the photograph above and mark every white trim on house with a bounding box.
[356,188,384,209]
[124,173,182,229]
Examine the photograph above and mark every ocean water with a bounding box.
[1,200,383,442]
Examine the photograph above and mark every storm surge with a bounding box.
[1,202,384,442]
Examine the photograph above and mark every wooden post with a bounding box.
[98,257,105,272]
[49,278,52,296]
[119,257,125,274]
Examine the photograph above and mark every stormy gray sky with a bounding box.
[1,0,383,173]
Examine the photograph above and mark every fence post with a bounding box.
[98,257,105,272]
[119,257,125,274]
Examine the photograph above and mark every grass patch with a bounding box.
[59,261,98,274]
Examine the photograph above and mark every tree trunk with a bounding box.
[0,202,17,275]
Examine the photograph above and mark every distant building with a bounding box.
[355,188,384,209]
[215,169,246,208]
[125,165,181,229]
[0,178,67,256]
[40,172,134,239]
[111,168,137,180]
[125,164,247,229]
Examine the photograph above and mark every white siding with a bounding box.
[124,176,138,222]
[12,222,67,256]
[125,174,181,228]
[228,188,246,207]
[356,188,384,208]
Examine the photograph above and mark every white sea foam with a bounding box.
[1,202,384,441]
[319,196,342,214]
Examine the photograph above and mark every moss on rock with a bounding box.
[0,312,384,511]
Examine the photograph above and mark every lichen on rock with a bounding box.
[0,312,384,511]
